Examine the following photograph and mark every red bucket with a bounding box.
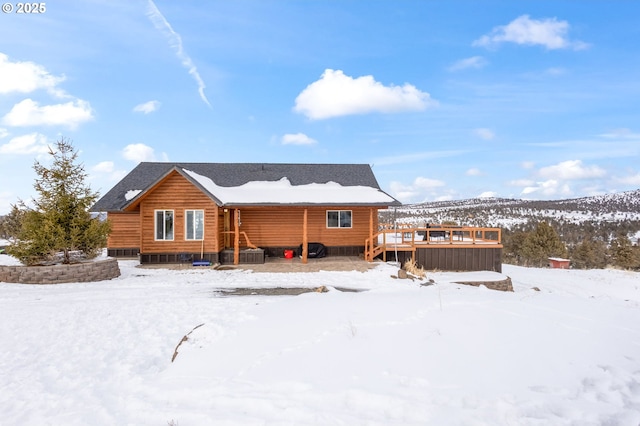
[284,249,294,259]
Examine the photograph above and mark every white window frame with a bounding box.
[155,209,174,241]
[185,209,205,241]
[326,210,352,228]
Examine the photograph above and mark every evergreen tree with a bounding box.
[570,238,608,269]
[609,233,638,270]
[8,138,110,265]
[503,230,528,265]
[0,205,25,241]
[521,221,567,267]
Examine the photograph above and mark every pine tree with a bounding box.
[609,233,637,270]
[8,138,110,265]
[570,238,608,269]
[521,221,567,267]
[0,204,25,241]
[503,230,528,265]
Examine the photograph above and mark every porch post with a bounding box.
[234,208,240,265]
[368,208,374,261]
[302,208,308,264]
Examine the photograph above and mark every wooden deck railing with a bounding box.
[365,226,502,261]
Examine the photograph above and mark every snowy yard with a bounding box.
[1,259,639,425]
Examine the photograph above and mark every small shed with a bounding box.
[548,257,570,269]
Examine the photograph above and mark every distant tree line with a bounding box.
[502,222,640,270]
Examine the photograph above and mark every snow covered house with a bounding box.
[91,163,401,264]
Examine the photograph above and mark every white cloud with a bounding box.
[121,143,168,163]
[521,161,536,169]
[0,53,65,96]
[435,194,455,202]
[389,176,445,203]
[92,161,115,173]
[448,56,488,72]
[613,173,640,186]
[473,15,589,50]
[515,160,606,198]
[522,179,572,197]
[133,100,161,114]
[90,161,129,183]
[466,168,483,176]
[146,0,210,107]
[294,69,436,120]
[473,128,495,140]
[599,128,640,140]
[0,133,49,154]
[0,128,8,139]
[413,177,445,190]
[538,160,606,180]
[478,191,498,198]
[122,143,158,162]
[1,98,94,129]
[281,133,317,146]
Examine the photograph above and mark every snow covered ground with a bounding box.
[1,258,639,425]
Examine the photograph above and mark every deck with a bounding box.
[365,225,502,262]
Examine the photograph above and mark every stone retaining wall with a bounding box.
[0,258,121,284]
[454,276,513,292]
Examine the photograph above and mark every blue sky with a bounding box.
[1,1,639,214]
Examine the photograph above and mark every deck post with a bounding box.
[302,208,308,264]
[382,231,387,262]
[234,208,240,265]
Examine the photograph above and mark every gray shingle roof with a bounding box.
[91,162,400,211]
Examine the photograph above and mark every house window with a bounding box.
[327,210,352,228]
[185,210,204,240]
[155,210,174,240]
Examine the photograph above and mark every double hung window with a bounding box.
[155,210,174,240]
[185,210,204,240]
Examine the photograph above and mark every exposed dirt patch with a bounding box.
[216,286,366,296]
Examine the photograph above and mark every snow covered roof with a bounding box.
[91,162,401,211]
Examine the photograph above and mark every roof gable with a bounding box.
[91,162,401,211]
